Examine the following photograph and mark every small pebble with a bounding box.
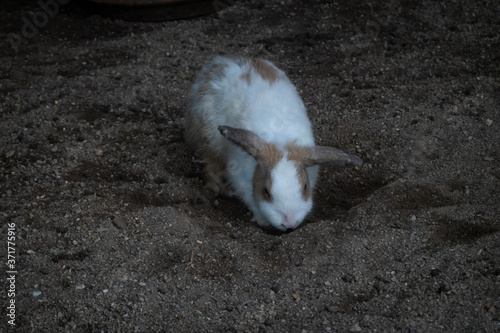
[264,318,275,326]
[112,216,127,229]
[350,323,362,332]
[292,293,300,300]
[33,291,42,297]
[5,150,15,158]
[326,305,340,313]
[95,149,104,156]
[438,282,451,293]
[39,267,50,275]
[430,267,440,277]
[76,284,86,290]
[342,274,354,283]
[485,119,493,126]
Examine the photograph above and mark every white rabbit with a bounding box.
[185,56,362,230]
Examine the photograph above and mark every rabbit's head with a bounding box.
[219,125,362,230]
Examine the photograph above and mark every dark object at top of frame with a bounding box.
[82,0,233,21]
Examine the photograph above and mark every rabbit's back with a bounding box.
[186,57,315,154]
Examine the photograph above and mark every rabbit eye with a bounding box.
[263,187,272,200]
[261,187,272,202]
[264,187,270,196]
[303,184,307,191]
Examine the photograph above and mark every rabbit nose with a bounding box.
[281,214,297,229]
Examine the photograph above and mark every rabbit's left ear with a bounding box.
[288,145,363,167]
[218,125,266,159]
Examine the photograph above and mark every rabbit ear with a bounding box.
[288,145,363,167]
[218,125,266,159]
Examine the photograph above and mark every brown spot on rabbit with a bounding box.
[252,164,274,202]
[239,58,282,85]
[197,60,228,99]
[251,58,280,84]
[257,142,283,167]
[252,142,284,202]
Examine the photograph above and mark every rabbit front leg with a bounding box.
[251,214,271,228]
[247,203,271,228]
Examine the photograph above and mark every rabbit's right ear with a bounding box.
[288,145,363,167]
[218,125,266,158]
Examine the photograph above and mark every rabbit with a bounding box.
[185,56,362,231]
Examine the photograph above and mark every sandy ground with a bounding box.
[1,0,500,332]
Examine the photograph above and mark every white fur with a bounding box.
[187,56,319,230]
[257,156,317,230]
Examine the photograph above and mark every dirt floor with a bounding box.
[1,0,500,332]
